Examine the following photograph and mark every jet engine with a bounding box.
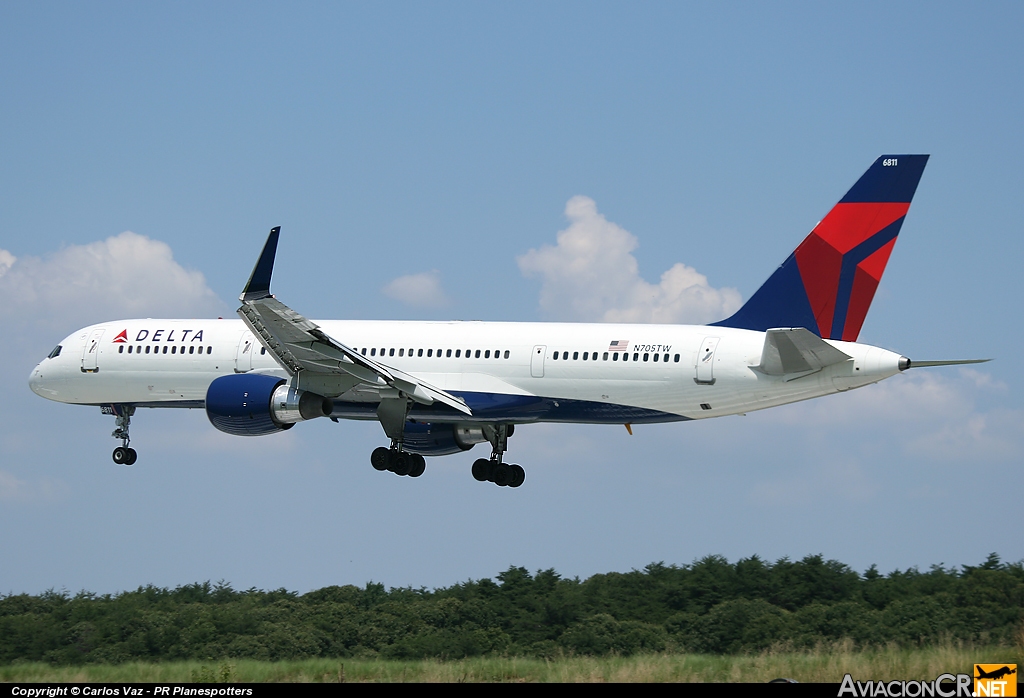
[402,422,489,456]
[205,373,333,436]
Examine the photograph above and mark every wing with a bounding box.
[236,227,472,415]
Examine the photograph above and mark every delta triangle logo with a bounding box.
[112,329,128,343]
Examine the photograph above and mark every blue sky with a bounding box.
[2,2,1022,595]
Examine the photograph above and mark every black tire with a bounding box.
[371,447,390,471]
[112,447,128,465]
[509,464,525,488]
[125,448,138,466]
[493,463,512,487]
[392,452,411,476]
[408,454,426,478]
[471,458,491,482]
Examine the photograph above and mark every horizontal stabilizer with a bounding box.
[757,327,851,376]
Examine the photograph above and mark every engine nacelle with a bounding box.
[205,373,333,436]
[403,422,489,456]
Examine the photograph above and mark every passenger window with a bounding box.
[361,348,367,355]
[593,353,598,361]
[653,353,659,362]
[504,350,510,359]
[418,349,423,357]
[455,350,461,358]
[119,346,124,354]
[207,347,213,355]
[399,348,405,357]
[612,352,617,361]
[261,347,266,355]
[485,350,491,359]
[389,348,395,357]
[475,350,481,358]
[129,346,133,354]
[622,353,628,362]
[162,346,168,354]
[427,349,433,357]
[643,353,649,362]
[145,346,150,354]
[674,354,680,362]
[633,353,639,361]
[582,352,588,360]
[447,349,452,358]
[663,353,669,362]
[189,346,195,355]
[573,351,578,360]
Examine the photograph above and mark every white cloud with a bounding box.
[381,271,449,308]
[0,249,15,277]
[517,196,742,324]
[0,232,224,330]
[0,470,27,500]
[0,469,68,502]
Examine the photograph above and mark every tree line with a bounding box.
[1,554,1021,664]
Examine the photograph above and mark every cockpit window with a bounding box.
[47,345,62,359]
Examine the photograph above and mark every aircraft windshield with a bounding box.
[47,345,62,359]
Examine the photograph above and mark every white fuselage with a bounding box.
[29,318,903,426]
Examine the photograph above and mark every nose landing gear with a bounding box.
[103,405,138,466]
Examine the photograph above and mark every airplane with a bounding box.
[28,154,988,487]
[975,666,1016,681]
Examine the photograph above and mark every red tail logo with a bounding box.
[112,330,128,343]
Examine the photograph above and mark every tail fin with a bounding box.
[713,155,929,341]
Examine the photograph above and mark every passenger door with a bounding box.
[695,337,719,385]
[531,345,546,378]
[82,329,105,372]
[235,331,255,373]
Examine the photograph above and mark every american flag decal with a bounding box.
[608,340,630,351]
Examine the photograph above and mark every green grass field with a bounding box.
[1,644,1020,682]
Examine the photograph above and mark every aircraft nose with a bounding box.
[29,361,62,400]
[29,364,43,396]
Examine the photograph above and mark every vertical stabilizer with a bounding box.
[713,155,929,340]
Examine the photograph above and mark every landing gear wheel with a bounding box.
[124,448,138,466]
[371,447,390,471]
[391,451,411,476]
[471,458,491,482]
[509,464,525,488]
[408,454,426,478]
[112,447,129,465]
[493,462,513,487]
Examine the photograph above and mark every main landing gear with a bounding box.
[370,445,426,478]
[104,404,138,466]
[472,424,525,488]
[369,397,425,478]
